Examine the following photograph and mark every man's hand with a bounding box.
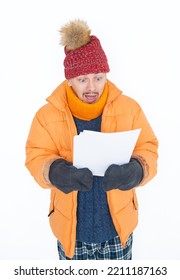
[102,158,143,191]
[49,158,93,194]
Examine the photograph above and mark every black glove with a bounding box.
[102,158,143,192]
[49,158,93,194]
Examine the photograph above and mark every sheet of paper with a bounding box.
[73,129,141,176]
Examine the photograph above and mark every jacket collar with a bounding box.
[46,79,122,111]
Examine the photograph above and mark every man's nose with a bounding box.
[87,80,96,92]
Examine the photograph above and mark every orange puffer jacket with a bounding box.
[25,80,158,258]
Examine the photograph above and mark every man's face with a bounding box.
[68,73,107,104]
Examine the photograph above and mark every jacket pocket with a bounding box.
[48,189,56,217]
[132,189,138,210]
[49,189,75,219]
[48,209,54,217]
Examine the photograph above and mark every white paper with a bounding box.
[73,129,141,176]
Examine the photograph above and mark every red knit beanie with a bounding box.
[59,19,110,79]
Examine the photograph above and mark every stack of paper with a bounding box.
[73,129,141,176]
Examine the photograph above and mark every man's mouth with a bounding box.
[83,92,99,103]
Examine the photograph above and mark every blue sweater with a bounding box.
[73,115,117,243]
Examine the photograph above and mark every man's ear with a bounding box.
[68,80,72,86]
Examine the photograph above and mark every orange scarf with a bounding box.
[66,82,108,120]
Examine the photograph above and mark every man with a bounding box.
[25,19,158,260]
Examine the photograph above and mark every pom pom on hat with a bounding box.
[60,19,91,51]
[59,19,110,79]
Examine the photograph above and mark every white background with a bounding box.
[0,0,180,260]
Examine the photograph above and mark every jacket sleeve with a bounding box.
[25,109,61,189]
[131,105,159,186]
